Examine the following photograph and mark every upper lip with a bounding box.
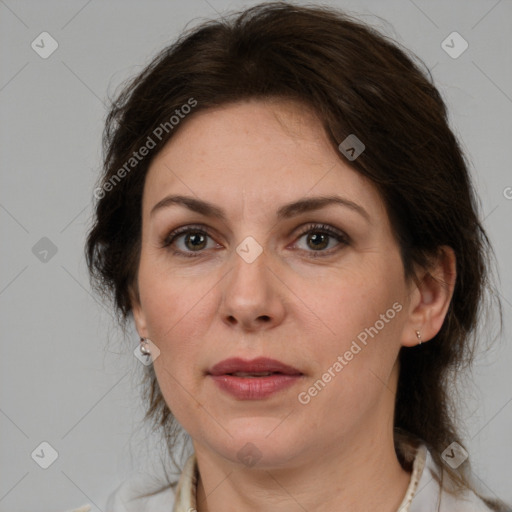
[208,357,302,376]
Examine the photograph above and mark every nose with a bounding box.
[219,247,286,332]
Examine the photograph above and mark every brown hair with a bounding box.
[85,2,508,508]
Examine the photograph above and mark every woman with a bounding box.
[82,2,510,511]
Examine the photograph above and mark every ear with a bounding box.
[400,246,456,347]
[128,283,149,339]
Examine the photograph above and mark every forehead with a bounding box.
[142,99,386,222]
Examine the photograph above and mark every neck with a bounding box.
[195,436,411,512]
[194,410,412,511]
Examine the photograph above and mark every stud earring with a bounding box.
[140,337,151,356]
[415,330,422,345]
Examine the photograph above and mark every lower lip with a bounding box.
[209,374,302,400]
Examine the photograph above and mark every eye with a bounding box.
[161,224,219,257]
[161,222,350,258]
[293,223,349,257]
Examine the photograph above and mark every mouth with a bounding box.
[207,358,303,400]
[208,357,303,377]
[226,371,285,377]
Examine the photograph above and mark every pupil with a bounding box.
[309,233,327,250]
[187,232,206,250]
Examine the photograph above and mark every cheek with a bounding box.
[301,261,404,342]
[138,254,214,337]
[136,266,203,389]
[296,259,406,406]
[140,271,208,422]
[294,270,405,432]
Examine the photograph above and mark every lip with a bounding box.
[209,357,302,376]
[207,357,303,400]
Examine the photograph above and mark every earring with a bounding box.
[140,337,151,356]
[415,330,422,345]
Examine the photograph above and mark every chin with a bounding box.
[208,419,306,469]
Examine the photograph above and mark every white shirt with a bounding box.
[67,442,497,512]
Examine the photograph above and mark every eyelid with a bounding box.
[289,222,350,257]
[293,222,350,244]
[161,223,213,246]
[160,223,220,255]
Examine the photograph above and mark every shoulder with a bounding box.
[67,453,196,512]
[409,444,503,512]
[64,473,177,512]
[104,472,177,512]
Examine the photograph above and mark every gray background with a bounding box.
[1,0,511,510]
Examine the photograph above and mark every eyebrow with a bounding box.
[150,194,370,222]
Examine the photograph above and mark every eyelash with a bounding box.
[160,223,350,258]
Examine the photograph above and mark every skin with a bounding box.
[131,98,456,512]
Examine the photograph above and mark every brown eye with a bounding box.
[305,232,330,250]
[183,231,208,251]
[294,223,349,257]
[161,225,217,257]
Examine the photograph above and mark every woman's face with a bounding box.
[132,99,418,468]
